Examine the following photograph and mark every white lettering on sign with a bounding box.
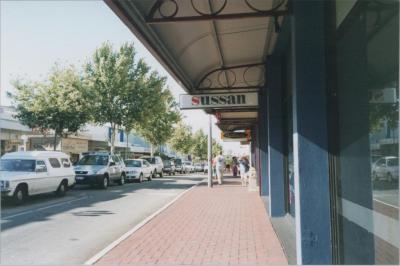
[180,92,258,109]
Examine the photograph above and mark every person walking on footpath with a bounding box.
[239,157,249,186]
[214,151,225,185]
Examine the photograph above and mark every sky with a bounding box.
[0,0,249,156]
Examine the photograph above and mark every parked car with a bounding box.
[124,159,153,182]
[163,160,176,175]
[174,158,183,174]
[141,156,164,178]
[372,156,399,182]
[194,163,203,172]
[0,151,75,204]
[182,161,195,173]
[74,152,126,189]
[203,163,209,174]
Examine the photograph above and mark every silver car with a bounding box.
[74,152,126,188]
[372,156,399,182]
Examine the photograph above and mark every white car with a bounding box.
[0,151,75,204]
[141,156,164,178]
[182,161,195,173]
[372,156,399,182]
[124,159,153,182]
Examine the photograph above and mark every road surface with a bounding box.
[0,174,204,265]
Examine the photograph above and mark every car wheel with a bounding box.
[152,170,157,179]
[387,173,393,182]
[139,173,143,183]
[118,174,125,186]
[56,181,67,197]
[159,171,163,178]
[13,185,27,205]
[148,172,152,181]
[100,175,109,189]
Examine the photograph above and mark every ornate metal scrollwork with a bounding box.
[146,0,290,24]
[196,63,265,90]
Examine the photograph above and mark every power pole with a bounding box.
[207,115,213,188]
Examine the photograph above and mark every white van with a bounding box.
[0,151,75,204]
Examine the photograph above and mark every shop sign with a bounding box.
[179,92,258,109]
[61,138,88,154]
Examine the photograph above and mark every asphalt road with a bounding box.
[0,174,204,265]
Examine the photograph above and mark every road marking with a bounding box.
[373,198,399,209]
[1,196,88,220]
[84,179,205,265]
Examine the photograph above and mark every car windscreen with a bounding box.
[125,160,141,167]
[174,159,182,165]
[143,158,156,164]
[388,158,399,166]
[77,155,108,166]
[0,159,36,172]
[163,161,171,166]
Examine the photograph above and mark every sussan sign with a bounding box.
[179,92,258,109]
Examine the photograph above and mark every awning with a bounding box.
[105,0,288,137]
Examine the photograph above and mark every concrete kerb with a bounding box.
[84,178,206,265]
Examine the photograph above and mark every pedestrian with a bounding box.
[239,157,249,186]
[232,156,238,177]
[214,151,225,185]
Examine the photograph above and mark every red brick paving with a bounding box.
[96,178,288,265]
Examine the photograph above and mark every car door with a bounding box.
[30,159,52,194]
[114,155,123,177]
[109,156,118,179]
[47,158,64,192]
[374,159,385,178]
[144,161,152,177]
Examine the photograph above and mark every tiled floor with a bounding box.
[96,178,288,265]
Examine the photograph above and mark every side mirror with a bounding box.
[109,162,116,166]
[36,165,46,172]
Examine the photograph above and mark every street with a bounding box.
[0,174,204,265]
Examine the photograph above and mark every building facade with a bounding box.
[105,0,399,264]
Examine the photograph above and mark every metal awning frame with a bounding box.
[145,0,291,25]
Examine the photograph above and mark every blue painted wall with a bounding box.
[266,55,286,217]
[290,0,332,264]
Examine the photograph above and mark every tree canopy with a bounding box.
[134,73,181,154]
[84,42,151,152]
[191,129,208,160]
[11,65,91,149]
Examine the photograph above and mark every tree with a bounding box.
[191,129,208,160]
[135,74,181,155]
[11,65,91,150]
[212,139,223,157]
[169,122,194,156]
[84,42,149,153]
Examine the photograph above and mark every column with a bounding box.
[291,0,332,264]
[266,55,286,217]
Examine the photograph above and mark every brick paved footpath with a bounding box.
[96,178,288,265]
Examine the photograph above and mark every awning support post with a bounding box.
[208,115,213,188]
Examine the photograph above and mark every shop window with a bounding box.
[334,0,399,264]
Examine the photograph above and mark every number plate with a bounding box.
[75,176,85,180]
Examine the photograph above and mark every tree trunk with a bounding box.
[150,143,153,157]
[110,124,116,154]
[126,131,129,159]
[53,131,58,151]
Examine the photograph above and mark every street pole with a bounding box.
[207,114,213,188]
